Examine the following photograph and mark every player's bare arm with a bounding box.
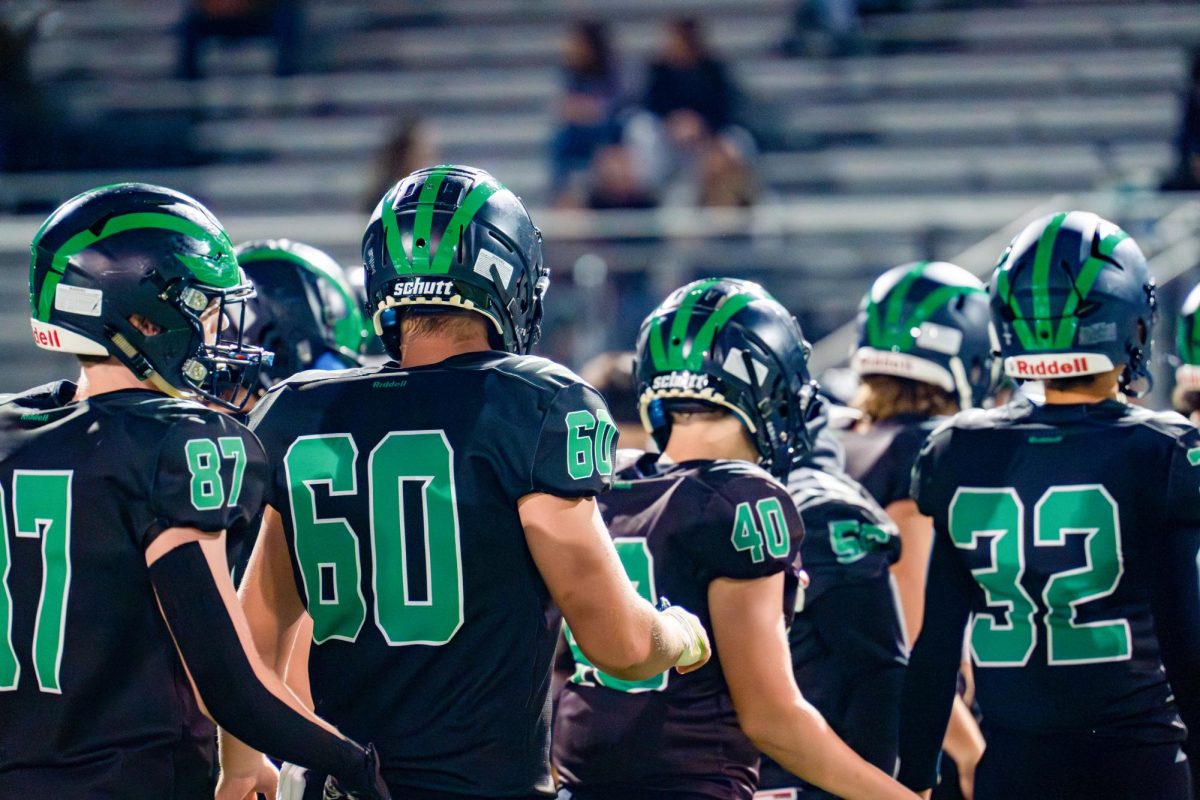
[710,572,919,800]
[885,497,932,644]
[521,492,709,679]
[217,505,311,798]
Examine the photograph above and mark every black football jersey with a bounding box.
[0,382,266,797]
[248,351,616,798]
[553,454,804,800]
[910,397,1200,738]
[841,413,940,508]
[789,427,900,605]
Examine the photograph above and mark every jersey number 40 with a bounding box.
[950,484,1129,667]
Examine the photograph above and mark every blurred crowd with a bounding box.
[547,17,760,211]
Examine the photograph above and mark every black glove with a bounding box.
[326,743,391,800]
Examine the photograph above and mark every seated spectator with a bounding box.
[586,145,657,210]
[1162,50,1200,191]
[643,17,736,135]
[177,0,303,80]
[699,135,757,207]
[550,21,623,204]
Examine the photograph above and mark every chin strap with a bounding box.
[109,330,191,400]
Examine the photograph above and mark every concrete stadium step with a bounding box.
[57,45,1184,123]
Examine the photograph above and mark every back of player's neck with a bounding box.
[399,336,490,368]
[664,418,758,465]
[73,362,160,401]
[1042,389,1118,405]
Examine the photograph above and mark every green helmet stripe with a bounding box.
[996,244,1040,350]
[431,177,502,274]
[664,278,720,370]
[879,262,929,348]
[410,167,451,273]
[1030,212,1068,344]
[648,315,671,370]
[1050,229,1124,349]
[685,292,756,370]
[381,183,409,274]
[1184,307,1200,365]
[34,211,236,321]
[901,283,985,349]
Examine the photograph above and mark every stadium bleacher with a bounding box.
[1,0,1198,390]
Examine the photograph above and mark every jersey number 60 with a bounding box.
[283,431,463,647]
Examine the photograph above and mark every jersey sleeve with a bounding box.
[245,385,291,511]
[911,423,953,519]
[144,412,268,549]
[1165,425,1200,528]
[526,382,618,498]
[688,473,805,583]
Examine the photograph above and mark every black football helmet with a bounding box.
[235,239,368,390]
[990,211,1155,394]
[29,183,270,409]
[635,278,819,478]
[361,164,547,357]
[852,260,996,409]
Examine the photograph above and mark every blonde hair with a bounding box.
[852,375,957,422]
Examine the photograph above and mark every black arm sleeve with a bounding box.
[1146,524,1200,771]
[148,543,372,786]
[896,526,974,791]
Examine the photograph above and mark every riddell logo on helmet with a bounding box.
[856,351,918,375]
[392,278,454,297]
[1010,356,1089,377]
[31,323,62,350]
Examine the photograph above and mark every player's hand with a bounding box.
[214,754,278,800]
[661,605,711,674]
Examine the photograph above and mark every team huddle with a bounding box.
[0,165,1197,800]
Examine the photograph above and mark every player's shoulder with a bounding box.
[125,395,254,443]
[477,353,594,396]
[263,364,388,397]
[788,463,891,527]
[1118,403,1197,442]
[690,459,789,506]
[0,381,73,413]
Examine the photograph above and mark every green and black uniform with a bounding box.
[0,382,266,797]
[249,351,617,798]
[899,398,1200,799]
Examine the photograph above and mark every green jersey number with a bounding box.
[185,437,247,510]
[566,538,666,692]
[0,471,74,694]
[565,409,617,480]
[731,497,791,564]
[949,484,1128,667]
[284,431,463,646]
[829,519,894,564]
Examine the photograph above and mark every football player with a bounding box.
[899,211,1200,799]
[0,184,388,798]
[756,401,906,799]
[221,165,710,799]
[1174,282,1200,424]
[842,260,995,641]
[553,278,919,800]
[841,261,991,796]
